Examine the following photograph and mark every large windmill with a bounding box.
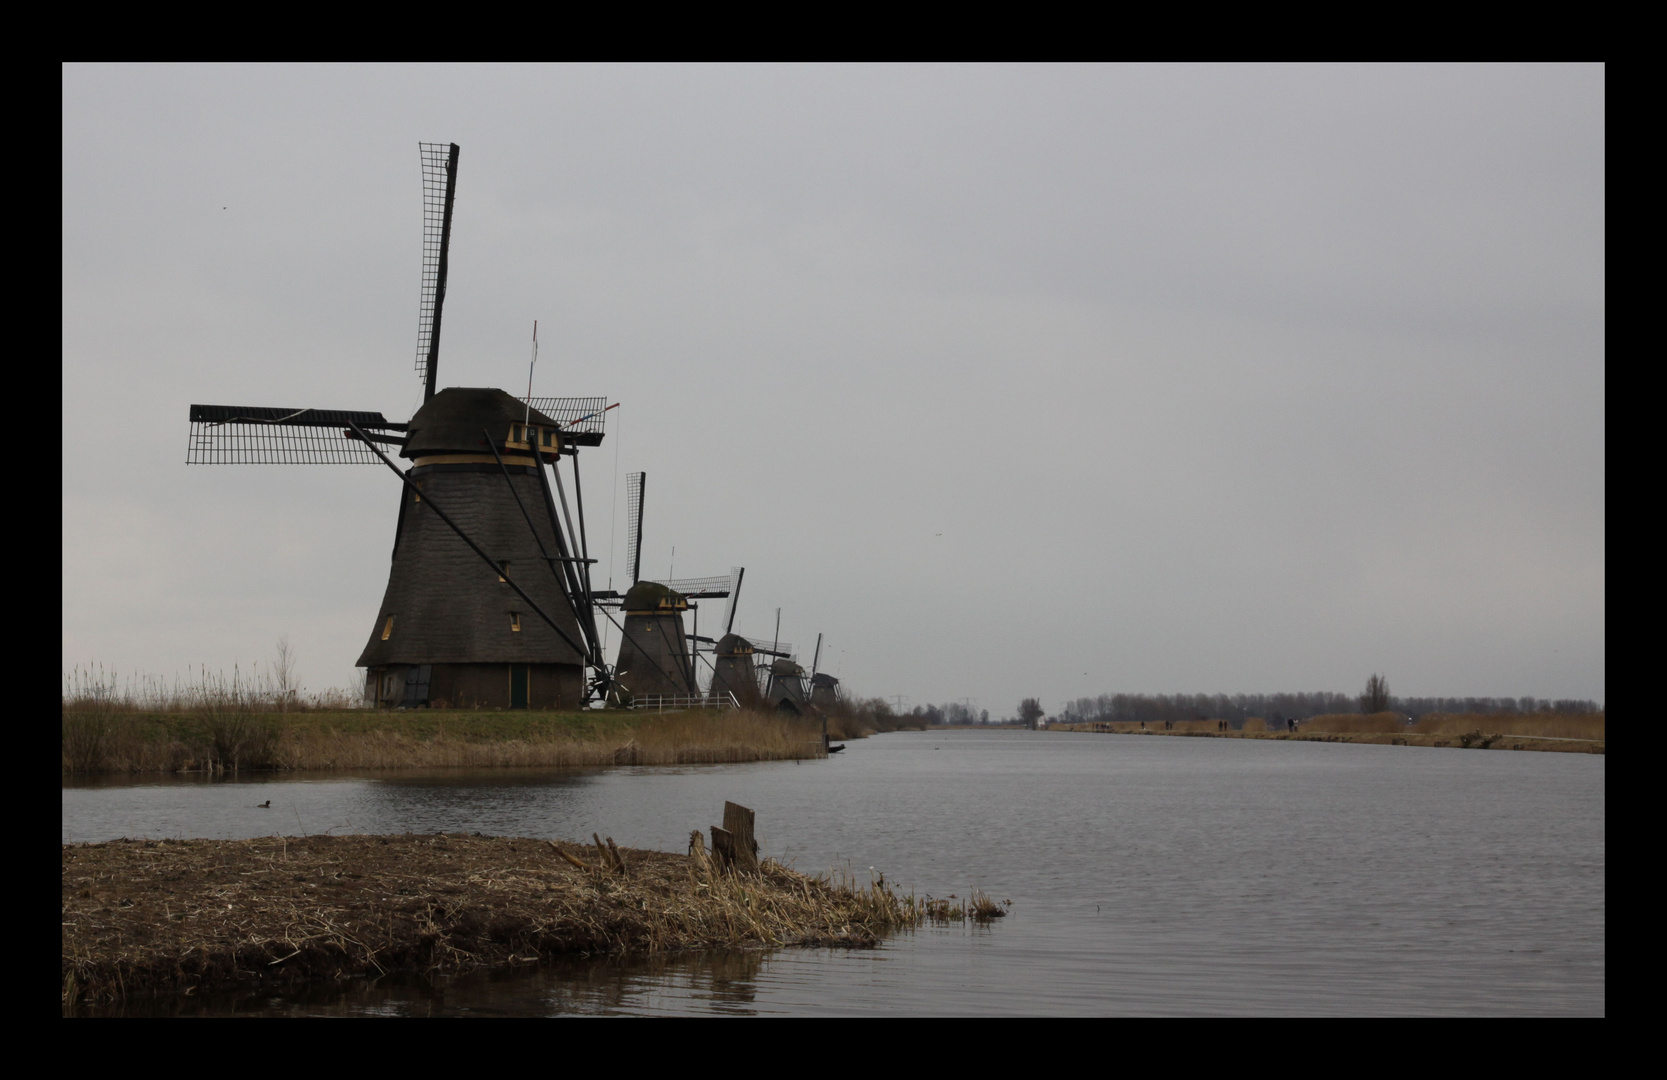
[186,143,616,709]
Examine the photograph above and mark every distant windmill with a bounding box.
[185,143,616,709]
[765,658,811,714]
[709,633,761,707]
[603,471,740,704]
[808,634,840,709]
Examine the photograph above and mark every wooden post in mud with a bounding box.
[723,802,759,874]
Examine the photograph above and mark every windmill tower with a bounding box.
[710,633,761,706]
[611,580,697,701]
[186,143,614,709]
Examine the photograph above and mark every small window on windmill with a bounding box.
[497,560,509,582]
[381,615,395,640]
[510,612,522,633]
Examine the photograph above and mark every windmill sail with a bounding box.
[186,405,404,464]
[741,636,793,658]
[525,396,611,447]
[625,471,645,586]
[722,567,744,634]
[651,574,733,597]
[415,142,459,402]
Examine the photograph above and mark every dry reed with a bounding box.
[1301,712,1410,734]
[1412,713,1604,740]
[63,709,826,775]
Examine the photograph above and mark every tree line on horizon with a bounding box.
[825,684,1602,734]
[1049,691,1602,726]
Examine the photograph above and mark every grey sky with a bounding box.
[62,64,1605,710]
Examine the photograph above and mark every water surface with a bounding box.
[62,730,1605,1015]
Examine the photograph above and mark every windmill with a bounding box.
[709,633,762,706]
[186,143,616,709]
[602,470,742,705]
[765,658,810,714]
[807,634,840,709]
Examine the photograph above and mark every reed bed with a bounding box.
[1051,715,1602,753]
[1411,713,1604,740]
[62,831,951,1008]
[913,889,1009,923]
[62,709,826,775]
[1301,713,1413,734]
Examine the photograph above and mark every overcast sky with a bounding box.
[62,64,1604,710]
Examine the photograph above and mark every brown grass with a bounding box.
[63,832,945,1008]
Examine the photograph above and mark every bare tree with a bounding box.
[274,637,298,711]
[1360,674,1389,714]
[1018,698,1044,730]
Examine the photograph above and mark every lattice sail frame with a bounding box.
[651,574,733,597]
[741,635,794,657]
[414,142,457,390]
[625,472,645,585]
[525,396,610,439]
[185,405,403,464]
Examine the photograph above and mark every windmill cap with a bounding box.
[810,672,839,687]
[623,580,687,612]
[770,658,804,675]
[402,387,561,459]
[715,633,753,656]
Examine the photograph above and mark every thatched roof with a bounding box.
[402,387,560,459]
[622,580,687,613]
[715,633,754,657]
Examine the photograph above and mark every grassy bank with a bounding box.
[1049,711,1604,754]
[61,707,828,774]
[62,832,1000,1008]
